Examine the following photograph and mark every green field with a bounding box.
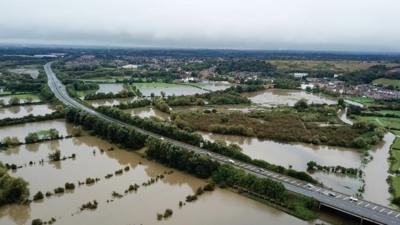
[391,176,400,198]
[393,138,400,150]
[369,110,400,117]
[393,130,400,136]
[373,78,400,89]
[346,96,375,105]
[357,116,400,130]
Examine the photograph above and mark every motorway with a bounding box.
[45,62,400,225]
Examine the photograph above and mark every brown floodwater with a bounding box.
[0,104,55,120]
[246,89,337,106]
[0,119,72,140]
[0,120,353,225]
[200,131,394,207]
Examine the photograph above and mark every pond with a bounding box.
[246,89,337,107]
[0,104,55,120]
[0,120,350,225]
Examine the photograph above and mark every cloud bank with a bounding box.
[0,0,399,52]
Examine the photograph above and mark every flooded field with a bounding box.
[0,119,72,139]
[123,107,170,120]
[133,83,208,97]
[87,98,137,108]
[96,84,124,94]
[0,95,41,105]
[200,131,393,206]
[8,68,40,79]
[0,120,347,225]
[192,81,231,92]
[0,104,55,119]
[247,89,337,106]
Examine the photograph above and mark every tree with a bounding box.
[294,99,308,111]
[338,98,345,108]
[48,129,60,139]
[8,97,20,106]
[26,96,33,103]
[25,132,39,144]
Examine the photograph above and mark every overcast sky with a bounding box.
[0,0,399,52]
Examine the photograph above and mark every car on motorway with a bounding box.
[228,159,235,164]
[349,196,358,202]
[160,137,164,140]
[328,192,336,197]
[206,152,212,156]
[257,168,264,172]
[305,183,314,190]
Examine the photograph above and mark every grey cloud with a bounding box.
[0,0,399,52]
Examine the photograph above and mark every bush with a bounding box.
[31,219,43,225]
[65,182,75,190]
[0,163,29,206]
[54,187,65,194]
[33,191,44,201]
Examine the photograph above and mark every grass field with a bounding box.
[373,78,400,89]
[346,96,375,105]
[394,138,400,149]
[357,116,400,130]
[370,110,400,117]
[391,176,400,198]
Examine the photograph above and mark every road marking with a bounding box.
[380,208,385,213]
[396,213,400,218]
[343,197,349,200]
[364,203,370,207]
[357,201,363,205]
[388,211,393,215]
[372,206,377,210]
[336,194,342,198]
[316,188,321,192]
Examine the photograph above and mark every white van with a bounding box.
[228,159,235,164]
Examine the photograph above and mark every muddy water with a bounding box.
[0,122,345,225]
[0,104,55,119]
[200,131,394,206]
[96,83,124,94]
[0,119,72,140]
[123,107,170,120]
[363,133,395,206]
[247,89,337,106]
